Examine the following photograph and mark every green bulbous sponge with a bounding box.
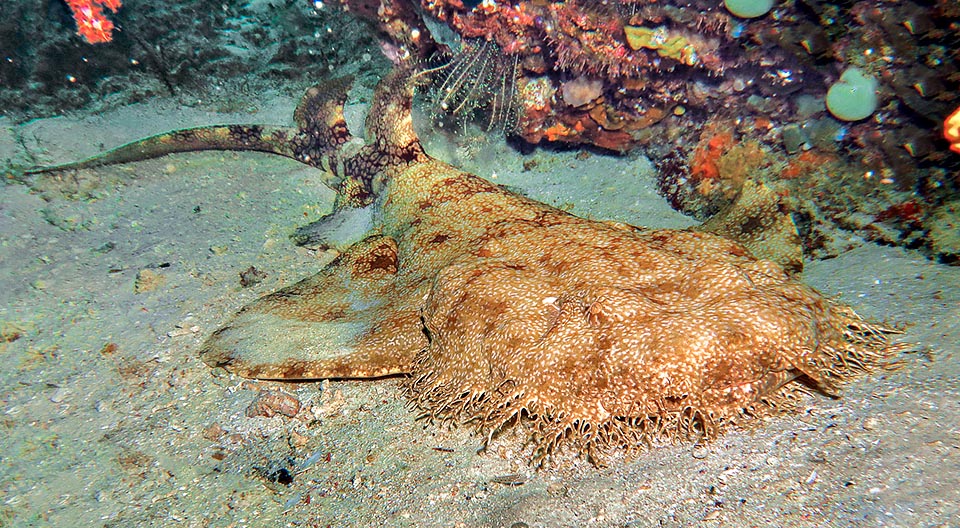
[724,0,774,18]
[826,68,879,121]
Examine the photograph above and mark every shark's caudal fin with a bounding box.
[25,69,427,207]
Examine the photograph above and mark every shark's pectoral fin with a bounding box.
[200,235,428,380]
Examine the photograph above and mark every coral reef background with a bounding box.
[3,0,959,263]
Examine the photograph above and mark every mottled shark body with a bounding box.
[28,67,898,463]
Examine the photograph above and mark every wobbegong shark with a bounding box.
[27,65,900,464]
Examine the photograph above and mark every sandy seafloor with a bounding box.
[1,84,958,528]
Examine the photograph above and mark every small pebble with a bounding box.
[546,482,568,497]
[134,269,166,293]
[289,430,309,448]
[49,387,70,403]
[245,390,302,418]
[239,266,267,288]
[167,324,200,338]
[203,423,227,441]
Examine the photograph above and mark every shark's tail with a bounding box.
[23,75,363,188]
[25,69,428,210]
[25,124,301,175]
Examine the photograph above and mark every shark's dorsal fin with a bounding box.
[697,179,804,274]
[294,75,353,133]
[336,67,429,205]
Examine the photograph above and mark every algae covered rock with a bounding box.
[928,200,960,264]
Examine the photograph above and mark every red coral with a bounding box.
[66,0,122,44]
[876,201,923,223]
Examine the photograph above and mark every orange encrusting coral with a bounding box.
[65,0,121,44]
[780,150,839,180]
[691,131,735,181]
[542,121,585,142]
[945,106,960,154]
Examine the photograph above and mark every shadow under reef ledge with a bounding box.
[382,0,960,265]
[5,0,959,263]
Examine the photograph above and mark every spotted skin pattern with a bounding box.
[29,68,901,464]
